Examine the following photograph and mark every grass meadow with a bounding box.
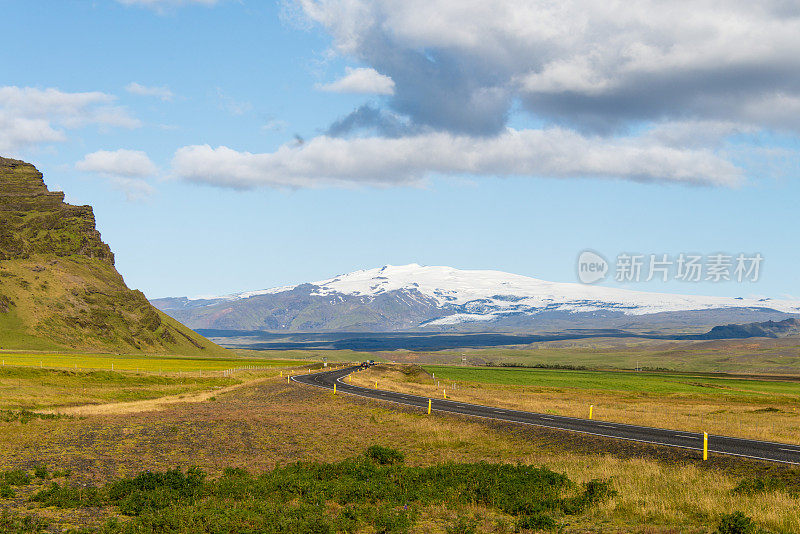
[386,338,800,376]
[0,351,310,373]
[0,368,798,532]
[0,354,317,410]
[0,350,798,532]
[350,364,800,445]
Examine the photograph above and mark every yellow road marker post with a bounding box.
[375,380,378,389]
[443,389,447,399]
[428,399,431,414]
[333,383,337,395]
[703,432,708,460]
[589,405,594,420]
[280,371,282,377]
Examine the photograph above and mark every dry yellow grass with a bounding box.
[1,365,798,532]
[329,386,800,532]
[351,366,800,446]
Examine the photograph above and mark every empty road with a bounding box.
[292,365,800,465]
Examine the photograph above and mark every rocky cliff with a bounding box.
[0,157,228,355]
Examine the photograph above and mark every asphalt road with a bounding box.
[293,365,800,465]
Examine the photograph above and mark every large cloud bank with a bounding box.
[173,0,800,189]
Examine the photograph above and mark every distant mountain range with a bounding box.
[151,264,800,334]
[696,318,800,340]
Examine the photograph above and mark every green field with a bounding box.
[0,366,240,410]
[0,352,311,373]
[422,365,800,402]
[388,338,800,376]
[0,353,318,409]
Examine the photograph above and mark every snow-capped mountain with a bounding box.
[151,264,800,333]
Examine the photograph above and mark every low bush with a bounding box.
[33,465,47,480]
[107,467,205,515]
[31,482,101,508]
[26,448,615,532]
[715,511,756,534]
[516,513,556,531]
[3,468,31,486]
[733,472,800,496]
[365,445,405,465]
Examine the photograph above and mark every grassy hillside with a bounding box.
[0,156,227,356]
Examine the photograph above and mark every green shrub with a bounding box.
[371,504,414,534]
[365,445,405,465]
[107,467,205,515]
[33,465,47,479]
[31,482,101,508]
[715,512,756,534]
[3,469,31,486]
[516,513,556,531]
[21,449,614,533]
[733,473,800,497]
[0,484,15,498]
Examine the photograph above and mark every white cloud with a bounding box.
[0,86,139,153]
[295,0,800,134]
[76,149,158,202]
[319,67,395,95]
[172,129,742,190]
[76,149,158,178]
[125,82,174,101]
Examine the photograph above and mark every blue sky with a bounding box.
[2,0,798,299]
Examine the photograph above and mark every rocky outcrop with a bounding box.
[0,157,113,263]
[0,156,228,355]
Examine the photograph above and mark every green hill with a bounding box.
[0,156,228,356]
